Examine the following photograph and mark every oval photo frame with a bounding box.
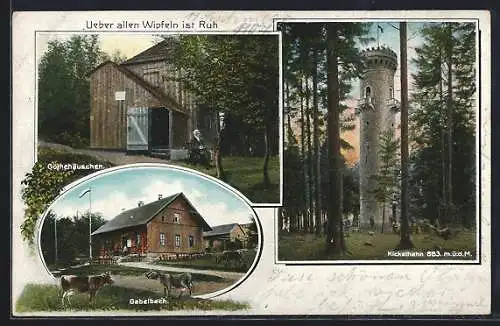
[35,163,263,300]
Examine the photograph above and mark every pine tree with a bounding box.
[410,22,476,228]
[371,130,400,233]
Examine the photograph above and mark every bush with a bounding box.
[20,148,114,245]
[52,131,89,149]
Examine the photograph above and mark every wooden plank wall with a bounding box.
[90,63,162,149]
[172,111,189,148]
[90,61,204,150]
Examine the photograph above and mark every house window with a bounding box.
[173,213,181,223]
[161,215,165,222]
[188,235,194,248]
[160,232,165,246]
[389,87,394,99]
[136,233,141,248]
[175,234,181,247]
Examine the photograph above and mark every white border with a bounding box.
[12,10,491,316]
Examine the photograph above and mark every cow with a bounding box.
[60,271,114,306]
[215,250,244,267]
[145,270,194,299]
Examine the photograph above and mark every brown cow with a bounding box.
[60,271,114,306]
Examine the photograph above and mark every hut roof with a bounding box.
[90,60,187,114]
[121,39,177,65]
[92,192,211,235]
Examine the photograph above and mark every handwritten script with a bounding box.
[255,266,489,314]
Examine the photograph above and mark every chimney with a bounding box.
[158,194,163,200]
[138,201,144,207]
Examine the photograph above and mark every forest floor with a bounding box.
[277,230,477,261]
[37,141,280,204]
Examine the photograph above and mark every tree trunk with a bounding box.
[262,122,271,187]
[397,22,414,249]
[312,47,322,235]
[439,50,446,228]
[278,207,284,232]
[306,75,313,233]
[325,23,345,255]
[441,127,446,227]
[446,23,454,228]
[214,111,226,181]
[299,76,309,233]
[381,202,385,233]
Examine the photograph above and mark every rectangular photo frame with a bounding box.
[275,16,484,265]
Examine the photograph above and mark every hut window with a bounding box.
[389,87,394,99]
[173,213,181,224]
[365,86,371,98]
[188,235,194,248]
[160,232,165,246]
[175,234,181,247]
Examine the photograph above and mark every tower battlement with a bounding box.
[361,46,398,71]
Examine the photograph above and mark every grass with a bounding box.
[176,155,280,203]
[278,230,477,261]
[56,264,226,283]
[39,143,280,204]
[38,147,114,167]
[154,251,257,273]
[15,284,250,312]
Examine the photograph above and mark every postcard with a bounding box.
[11,10,491,316]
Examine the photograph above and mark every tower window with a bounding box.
[365,86,371,98]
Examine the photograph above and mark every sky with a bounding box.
[46,167,256,227]
[36,33,159,65]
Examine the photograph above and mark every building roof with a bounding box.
[89,60,187,115]
[121,39,176,65]
[92,192,211,235]
[203,223,241,238]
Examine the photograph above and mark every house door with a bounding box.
[127,107,150,151]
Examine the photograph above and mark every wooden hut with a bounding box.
[89,40,217,158]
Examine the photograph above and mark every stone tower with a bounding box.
[357,46,400,229]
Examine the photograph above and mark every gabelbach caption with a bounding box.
[85,20,218,30]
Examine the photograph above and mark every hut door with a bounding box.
[127,107,150,151]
